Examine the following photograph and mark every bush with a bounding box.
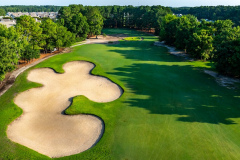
[0,74,5,82]
[3,17,13,20]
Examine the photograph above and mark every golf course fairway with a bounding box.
[0,28,240,160]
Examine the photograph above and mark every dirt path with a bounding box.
[7,61,123,158]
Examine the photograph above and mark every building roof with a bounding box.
[0,19,16,28]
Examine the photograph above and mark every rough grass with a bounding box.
[1,28,240,160]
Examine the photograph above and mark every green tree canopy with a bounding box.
[159,14,179,45]
[0,8,6,16]
[86,8,103,38]
[40,19,57,52]
[69,13,89,40]
[16,15,42,62]
[175,15,199,50]
[213,26,240,76]
[0,26,19,81]
[186,29,214,60]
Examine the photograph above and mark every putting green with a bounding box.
[1,29,240,160]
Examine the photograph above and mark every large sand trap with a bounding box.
[7,61,122,158]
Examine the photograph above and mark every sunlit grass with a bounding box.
[123,37,142,41]
[0,28,240,160]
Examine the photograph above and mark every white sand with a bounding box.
[7,61,122,158]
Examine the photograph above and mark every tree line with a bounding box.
[92,5,240,77]
[0,5,62,15]
[0,5,105,82]
[58,5,104,40]
[57,5,171,39]
[171,6,240,26]
[96,5,172,35]
[159,14,240,77]
[1,4,240,82]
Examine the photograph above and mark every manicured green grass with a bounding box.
[102,28,140,35]
[123,37,142,41]
[1,28,240,160]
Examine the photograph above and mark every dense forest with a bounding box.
[0,5,62,15]
[159,14,240,77]
[1,4,240,82]
[0,16,75,81]
[0,5,106,81]
[58,5,171,37]
[96,5,172,34]
[58,5,104,41]
[171,6,240,26]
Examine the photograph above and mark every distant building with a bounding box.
[199,19,215,23]
[30,12,38,17]
[176,14,183,17]
[0,19,16,28]
[33,18,41,23]
[6,12,58,19]
[1,12,57,28]
[0,17,41,28]
[173,13,183,17]
[204,19,215,23]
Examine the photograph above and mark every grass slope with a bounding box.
[1,28,240,160]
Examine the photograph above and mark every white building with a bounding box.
[6,12,58,19]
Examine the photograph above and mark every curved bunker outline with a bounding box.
[7,61,124,157]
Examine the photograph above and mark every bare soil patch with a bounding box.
[7,61,122,158]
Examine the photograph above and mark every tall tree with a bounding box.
[86,8,104,38]
[0,37,18,81]
[213,26,240,76]
[69,13,89,40]
[159,14,179,45]
[186,29,214,60]
[0,8,5,16]
[40,19,57,53]
[16,15,42,62]
[175,15,199,51]
[56,25,75,50]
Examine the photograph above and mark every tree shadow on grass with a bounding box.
[106,43,240,125]
[110,41,184,63]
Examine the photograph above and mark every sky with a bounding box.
[1,0,240,7]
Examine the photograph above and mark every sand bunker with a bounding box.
[7,61,122,158]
